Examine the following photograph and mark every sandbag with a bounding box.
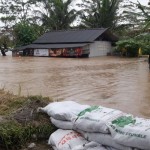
[49,129,117,150]
[50,117,73,130]
[83,142,107,150]
[108,116,150,150]
[72,141,109,150]
[39,101,89,121]
[48,129,88,150]
[74,106,128,133]
[52,141,114,150]
[82,132,133,150]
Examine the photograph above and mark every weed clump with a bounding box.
[0,121,56,150]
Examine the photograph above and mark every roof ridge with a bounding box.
[46,28,107,33]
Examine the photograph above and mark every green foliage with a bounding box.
[0,0,40,48]
[0,35,12,48]
[116,0,150,37]
[0,122,25,150]
[135,33,150,55]
[116,39,140,57]
[36,0,77,30]
[115,33,150,57]
[79,0,122,29]
[0,121,56,150]
[14,22,39,46]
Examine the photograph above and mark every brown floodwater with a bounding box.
[0,55,150,118]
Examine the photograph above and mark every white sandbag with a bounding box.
[72,141,109,150]
[84,142,119,150]
[52,141,113,150]
[48,129,88,150]
[49,130,114,150]
[74,106,128,133]
[39,101,89,121]
[108,116,150,150]
[82,132,133,150]
[50,117,73,130]
[83,142,107,150]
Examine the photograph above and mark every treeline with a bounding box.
[0,0,149,51]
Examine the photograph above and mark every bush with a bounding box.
[135,34,150,55]
[115,33,150,57]
[116,39,140,57]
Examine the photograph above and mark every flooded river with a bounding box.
[0,55,150,118]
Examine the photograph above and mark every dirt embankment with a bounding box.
[0,89,56,150]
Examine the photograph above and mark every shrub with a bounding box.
[116,39,140,57]
[135,34,150,55]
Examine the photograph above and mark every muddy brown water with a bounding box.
[0,55,150,118]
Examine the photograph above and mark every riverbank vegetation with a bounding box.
[0,89,56,150]
[115,33,150,57]
[0,0,149,56]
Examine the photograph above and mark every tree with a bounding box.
[13,22,39,46]
[0,0,39,49]
[78,0,122,29]
[33,0,78,30]
[0,35,11,56]
[136,1,150,30]
[117,0,150,37]
[0,0,36,29]
[0,0,16,30]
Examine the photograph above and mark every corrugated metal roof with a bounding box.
[33,28,108,44]
[26,43,89,49]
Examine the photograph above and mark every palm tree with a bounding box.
[79,0,122,29]
[137,1,150,30]
[36,0,77,30]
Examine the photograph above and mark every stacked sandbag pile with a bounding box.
[73,106,134,150]
[49,129,115,150]
[39,101,150,150]
[108,117,150,150]
[38,101,90,130]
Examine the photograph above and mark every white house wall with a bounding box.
[89,41,112,57]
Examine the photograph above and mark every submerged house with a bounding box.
[15,28,118,57]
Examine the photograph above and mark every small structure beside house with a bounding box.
[13,28,118,57]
